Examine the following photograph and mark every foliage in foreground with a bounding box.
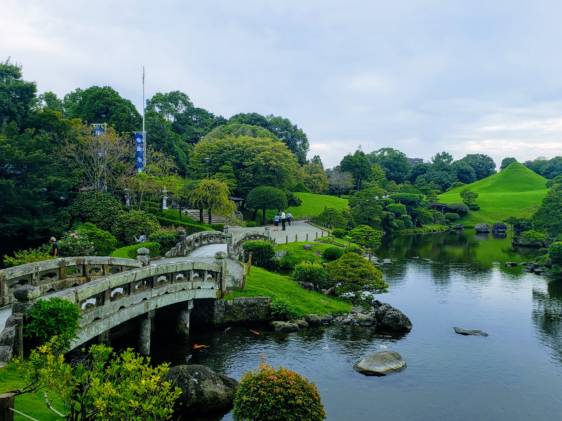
[327,252,387,294]
[292,261,330,289]
[233,363,325,421]
[19,339,181,421]
[3,245,53,267]
[242,240,276,269]
[24,298,81,349]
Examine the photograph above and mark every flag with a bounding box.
[134,131,145,171]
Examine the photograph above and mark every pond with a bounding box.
[149,230,562,420]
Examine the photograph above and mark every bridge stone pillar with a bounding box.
[139,310,154,355]
[177,300,194,336]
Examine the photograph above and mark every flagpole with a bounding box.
[142,66,146,169]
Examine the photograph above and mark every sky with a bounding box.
[2,0,562,167]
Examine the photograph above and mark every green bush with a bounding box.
[233,363,325,421]
[444,212,460,222]
[243,240,276,269]
[24,298,81,349]
[211,223,225,232]
[245,220,258,228]
[150,228,178,252]
[110,242,161,259]
[331,228,347,238]
[549,242,562,265]
[156,216,209,234]
[386,203,407,216]
[58,232,95,256]
[312,207,349,229]
[70,192,122,232]
[75,223,118,255]
[400,214,414,228]
[114,210,160,244]
[270,301,297,321]
[345,244,363,254]
[327,252,387,294]
[292,262,330,289]
[468,203,480,211]
[322,246,344,261]
[3,245,53,267]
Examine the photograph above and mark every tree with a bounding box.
[349,225,383,258]
[37,91,64,113]
[501,157,517,170]
[533,183,562,238]
[0,60,37,126]
[348,187,386,227]
[368,148,411,183]
[24,298,81,349]
[458,154,496,180]
[114,210,160,244]
[203,122,277,142]
[63,86,141,133]
[189,135,300,195]
[327,252,387,293]
[303,160,328,193]
[246,186,288,225]
[188,178,235,224]
[452,161,476,184]
[431,151,454,170]
[340,150,372,190]
[326,167,354,196]
[460,189,479,206]
[20,340,181,420]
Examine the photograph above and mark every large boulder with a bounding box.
[354,351,406,376]
[165,364,238,415]
[373,301,412,333]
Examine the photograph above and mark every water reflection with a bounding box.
[533,280,562,363]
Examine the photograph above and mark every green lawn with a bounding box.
[225,267,351,316]
[110,241,161,259]
[439,163,548,226]
[287,192,349,219]
[0,363,62,420]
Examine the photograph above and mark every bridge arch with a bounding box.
[228,232,273,260]
[165,231,230,258]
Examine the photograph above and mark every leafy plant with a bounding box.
[74,223,118,255]
[3,245,53,267]
[58,232,95,256]
[549,242,562,265]
[322,246,344,261]
[150,228,179,252]
[444,212,460,222]
[233,363,325,421]
[327,252,387,294]
[69,191,122,232]
[243,240,276,269]
[24,298,81,349]
[114,210,160,244]
[292,262,330,289]
[270,301,297,321]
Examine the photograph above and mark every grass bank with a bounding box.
[110,241,161,259]
[225,267,351,316]
[439,163,548,226]
[288,192,349,219]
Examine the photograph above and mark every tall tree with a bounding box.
[326,167,354,196]
[340,150,372,190]
[368,148,411,183]
[246,186,288,225]
[458,154,496,180]
[0,60,36,127]
[188,178,235,224]
[533,183,562,239]
[500,157,517,170]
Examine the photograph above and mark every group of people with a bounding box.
[273,211,293,231]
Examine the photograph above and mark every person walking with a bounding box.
[281,211,287,231]
[49,237,59,257]
[273,214,280,231]
[287,212,293,226]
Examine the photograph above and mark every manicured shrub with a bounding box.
[245,220,258,228]
[24,298,81,349]
[110,242,161,259]
[75,223,118,255]
[58,232,95,256]
[233,363,325,421]
[3,245,52,267]
[331,228,347,238]
[114,210,160,244]
[243,240,276,269]
[400,214,414,228]
[386,203,407,216]
[468,204,480,211]
[70,192,122,232]
[292,262,330,289]
[150,228,179,252]
[270,301,297,321]
[327,252,387,294]
[549,242,562,265]
[312,207,349,229]
[444,212,460,222]
[345,244,363,255]
[322,246,344,261]
[211,223,225,232]
[444,203,469,216]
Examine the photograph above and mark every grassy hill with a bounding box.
[287,192,349,219]
[439,162,548,226]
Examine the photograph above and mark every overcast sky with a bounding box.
[2,0,562,167]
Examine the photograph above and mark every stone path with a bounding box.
[229,221,328,244]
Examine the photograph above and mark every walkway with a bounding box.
[229,221,327,244]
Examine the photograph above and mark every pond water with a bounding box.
[149,230,562,420]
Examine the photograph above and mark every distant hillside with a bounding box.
[288,192,349,219]
[439,162,548,226]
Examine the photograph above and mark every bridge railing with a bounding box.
[165,230,230,258]
[0,256,142,307]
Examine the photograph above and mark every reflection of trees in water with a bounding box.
[532,281,562,362]
[325,325,404,356]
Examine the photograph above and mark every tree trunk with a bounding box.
[262,208,266,225]
[199,208,204,223]
[208,209,212,224]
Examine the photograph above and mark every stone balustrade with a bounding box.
[0,256,142,307]
[165,231,231,258]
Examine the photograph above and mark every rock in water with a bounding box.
[166,364,238,415]
[373,301,412,333]
[271,320,299,332]
[355,351,406,376]
[453,327,489,337]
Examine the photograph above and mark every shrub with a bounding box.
[322,246,344,261]
[270,301,297,321]
[287,191,303,206]
[549,242,562,265]
[400,214,414,228]
[345,244,363,254]
[233,363,325,421]
[245,220,258,228]
[58,232,95,256]
[70,192,122,232]
[150,228,178,252]
[468,203,480,211]
[243,240,276,269]
[75,223,118,255]
[156,216,209,235]
[312,208,349,229]
[444,212,460,222]
[3,245,52,267]
[211,223,225,232]
[110,242,162,259]
[24,298,81,349]
[292,262,330,289]
[114,210,160,244]
[327,252,387,294]
[332,228,347,238]
[386,203,407,216]
[444,203,469,216]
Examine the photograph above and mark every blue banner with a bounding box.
[91,123,106,137]
[133,131,145,171]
